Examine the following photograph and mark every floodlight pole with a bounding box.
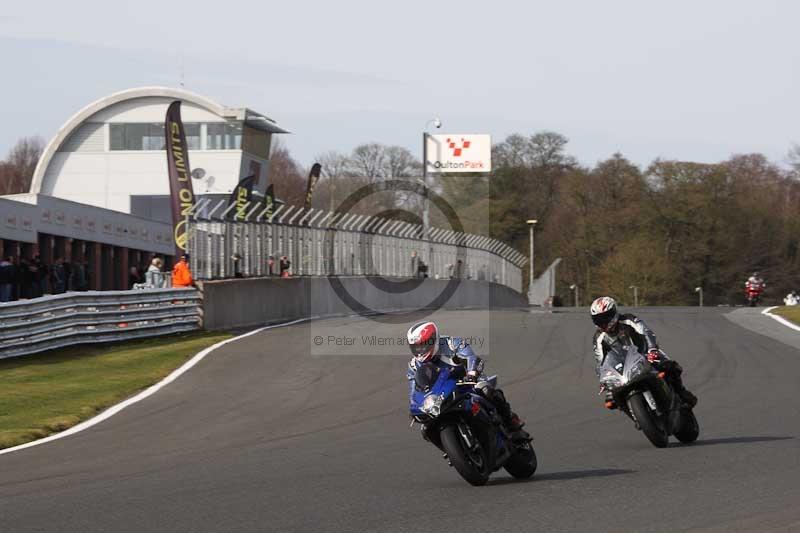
[422,118,440,272]
[629,285,639,307]
[570,284,579,307]
[526,219,538,304]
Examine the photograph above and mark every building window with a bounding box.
[142,124,165,150]
[206,122,242,150]
[110,123,200,151]
[184,123,201,149]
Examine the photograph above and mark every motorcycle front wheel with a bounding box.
[440,424,491,486]
[674,408,700,443]
[629,393,669,448]
[503,441,537,479]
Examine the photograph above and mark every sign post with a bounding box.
[423,133,492,277]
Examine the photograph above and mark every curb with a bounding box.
[761,306,800,332]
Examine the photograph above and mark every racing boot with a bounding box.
[491,388,527,437]
[676,386,698,408]
[659,360,698,408]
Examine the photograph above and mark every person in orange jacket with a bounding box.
[172,254,194,288]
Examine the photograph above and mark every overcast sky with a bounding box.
[1,1,798,169]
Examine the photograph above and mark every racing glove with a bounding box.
[646,350,661,363]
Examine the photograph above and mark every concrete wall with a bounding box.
[199,277,528,330]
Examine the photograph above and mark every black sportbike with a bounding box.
[599,344,699,448]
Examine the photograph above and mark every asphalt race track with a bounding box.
[1,308,798,532]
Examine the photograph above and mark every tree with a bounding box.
[0,136,45,195]
[350,143,386,181]
[268,141,307,208]
[315,150,353,212]
[384,146,420,178]
[789,144,800,175]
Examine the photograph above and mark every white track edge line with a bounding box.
[0,317,313,457]
[761,306,800,332]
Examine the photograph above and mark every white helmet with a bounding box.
[407,321,439,362]
[590,296,619,332]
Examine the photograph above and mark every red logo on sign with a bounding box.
[447,138,471,157]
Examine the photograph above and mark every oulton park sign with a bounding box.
[425,134,491,173]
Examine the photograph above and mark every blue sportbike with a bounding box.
[409,362,537,486]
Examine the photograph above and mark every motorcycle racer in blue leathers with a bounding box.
[405,321,524,433]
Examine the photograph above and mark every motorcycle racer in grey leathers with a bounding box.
[590,296,697,409]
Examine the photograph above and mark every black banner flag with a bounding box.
[264,183,275,220]
[304,163,322,210]
[227,175,256,221]
[165,101,196,256]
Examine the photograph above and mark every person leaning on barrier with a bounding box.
[172,255,194,288]
[145,257,165,288]
[129,266,144,289]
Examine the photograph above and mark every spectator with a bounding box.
[18,257,33,299]
[232,253,243,278]
[417,260,428,279]
[63,260,73,292]
[51,258,67,294]
[70,261,87,291]
[31,255,46,297]
[146,257,165,288]
[279,255,291,278]
[411,251,419,277]
[267,255,276,276]
[454,259,464,279]
[0,256,15,302]
[128,266,144,288]
[172,254,194,287]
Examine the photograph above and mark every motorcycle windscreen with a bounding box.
[414,363,441,393]
[601,345,627,376]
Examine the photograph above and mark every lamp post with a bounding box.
[569,283,579,307]
[526,219,538,304]
[695,286,703,307]
[629,285,639,307]
[422,117,441,272]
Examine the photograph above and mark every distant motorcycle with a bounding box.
[409,363,537,486]
[599,344,699,448]
[746,286,763,307]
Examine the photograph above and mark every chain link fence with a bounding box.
[186,202,525,293]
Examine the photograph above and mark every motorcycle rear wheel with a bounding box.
[629,393,669,448]
[440,424,491,486]
[503,441,537,479]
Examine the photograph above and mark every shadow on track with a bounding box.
[488,468,634,486]
[671,436,794,448]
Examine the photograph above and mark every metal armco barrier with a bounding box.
[187,201,526,293]
[0,289,201,359]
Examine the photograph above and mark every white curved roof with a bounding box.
[30,86,285,195]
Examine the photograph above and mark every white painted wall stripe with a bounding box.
[762,306,800,332]
[0,318,312,457]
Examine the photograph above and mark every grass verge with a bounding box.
[770,306,800,327]
[0,331,231,450]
